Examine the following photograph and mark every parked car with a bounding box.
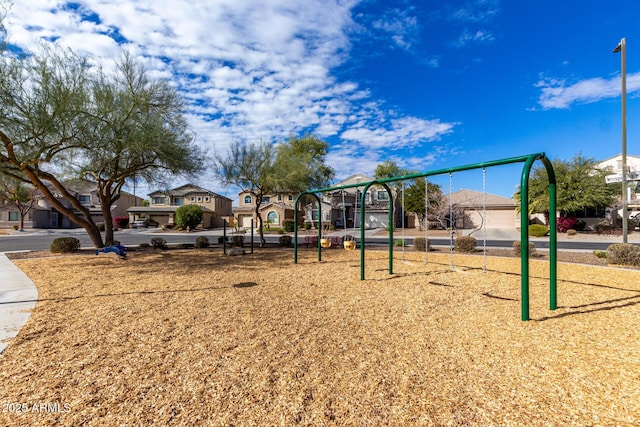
[131,218,159,228]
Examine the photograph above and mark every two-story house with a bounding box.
[0,179,143,229]
[128,183,232,228]
[233,191,301,229]
[300,174,391,229]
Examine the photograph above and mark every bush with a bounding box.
[512,240,536,256]
[595,221,619,235]
[217,236,229,244]
[593,250,607,259]
[50,237,81,253]
[150,237,167,249]
[283,219,295,232]
[394,238,407,247]
[114,216,129,229]
[304,222,312,230]
[413,237,431,252]
[138,243,150,248]
[279,235,293,247]
[175,205,204,230]
[575,219,587,231]
[195,236,210,248]
[231,235,245,247]
[606,243,640,266]
[528,224,549,237]
[454,236,477,253]
[556,216,577,232]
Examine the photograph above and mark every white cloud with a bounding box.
[535,73,640,110]
[4,0,458,194]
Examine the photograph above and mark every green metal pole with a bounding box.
[318,196,322,262]
[360,183,372,280]
[541,156,558,310]
[520,155,537,321]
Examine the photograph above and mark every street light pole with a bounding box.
[614,37,628,243]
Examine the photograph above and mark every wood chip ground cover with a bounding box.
[1,249,639,426]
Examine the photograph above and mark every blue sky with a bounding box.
[4,0,640,200]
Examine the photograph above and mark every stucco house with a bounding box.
[234,191,302,229]
[128,183,232,228]
[597,153,640,222]
[0,179,143,229]
[444,189,518,230]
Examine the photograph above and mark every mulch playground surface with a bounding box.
[0,249,638,425]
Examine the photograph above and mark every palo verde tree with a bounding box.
[0,40,203,246]
[213,134,334,247]
[514,153,619,225]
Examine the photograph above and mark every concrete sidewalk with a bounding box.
[0,253,38,354]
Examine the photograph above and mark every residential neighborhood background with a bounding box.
[1,154,639,233]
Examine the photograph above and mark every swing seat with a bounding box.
[343,240,356,250]
[320,238,332,248]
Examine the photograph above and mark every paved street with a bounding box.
[1,227,637,252]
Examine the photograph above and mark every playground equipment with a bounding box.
[95,243,127,259]
[293,153,557,321]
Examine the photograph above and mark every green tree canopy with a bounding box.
[0,42,203,247]
[212,135,334,246]
[175,204,204,230]
[403,177,444,230]
[514,154,619,223]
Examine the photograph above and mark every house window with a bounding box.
[190,197,195,202]
[8,212,19,221]
[78,195,91,205]
[174,197,184,206]
[278,195,282,201]
[377,191,389,201]
[288,195,293,201]
[244,195,252,204]
[267,211,279,225]
[205,196,210,202]
[197,196,202,202]
[262,196,270,203]
[152,196,166,204]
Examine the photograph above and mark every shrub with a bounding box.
[394,238,406,247]
[593,250,607,259]
[217,236,229,244]
[454,236,477,253]
[304,222,312,230]
[595,221,619,235]
[231,235,245,247]
[528,224,549,237]
[556,216,577,233]
[150,237,167,249]
[175,205,204,230]
[575,219,587,231]
[413,237,431,252]
[606,243,640,266]
[50,237,81,253]
[512,240,536,256]
[138,243,150,248]
[283,219,295,232]
[279,235,293,247]
[12,225,19,230]
[114,216,129,229]
[195,236,210,248]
